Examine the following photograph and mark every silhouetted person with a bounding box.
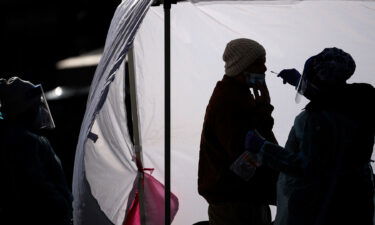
[245,47,375,225]
[198,38,279,225]
[0,77,73,225]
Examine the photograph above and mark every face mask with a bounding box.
[244,72,266,86]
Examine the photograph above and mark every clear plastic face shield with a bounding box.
[295,74,305,103]
[295,73,321,103]
[0,77,55,129]
[35,85,56,130]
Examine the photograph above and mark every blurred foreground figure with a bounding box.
[246,48,375,225]
[198,38,279,225]
[0,77,73,225]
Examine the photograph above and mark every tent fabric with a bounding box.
[133,1,375,224]
[72,0,153,224]
[73,0,375,225]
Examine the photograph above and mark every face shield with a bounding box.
[0,77,55,129]
[295,74,321,103]
[34,85,56,130]
[295,74,305,103]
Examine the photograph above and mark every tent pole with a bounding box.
[164,0,171,225]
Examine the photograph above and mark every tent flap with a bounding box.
[73,0,153,224]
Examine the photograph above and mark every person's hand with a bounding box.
[244,130,266,154]
[245,156,262,167]
[253,83,270,105]
[277,69,301,87]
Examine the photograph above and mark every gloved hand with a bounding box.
[277,68,301,87]
[244,130,266,154]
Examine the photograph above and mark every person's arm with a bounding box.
[258,127,307,177]
[246,113,332,177]
[252,83,278,144]
[277,69,301,88]
[214,105,251,162]
[15,134,72,219]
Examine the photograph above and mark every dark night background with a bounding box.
[0,0,121,188]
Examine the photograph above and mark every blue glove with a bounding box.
[244,130,266,154]
[277,69,301,87]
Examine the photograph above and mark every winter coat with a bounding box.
[0,122,73,225]
[198,75,279,205]
[260,83,375,225]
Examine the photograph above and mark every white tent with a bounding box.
[72,0,375,225]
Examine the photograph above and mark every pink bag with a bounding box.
[123,170,179,225]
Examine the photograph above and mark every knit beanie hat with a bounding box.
[223,38,266,77]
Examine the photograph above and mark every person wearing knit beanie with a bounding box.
[223,38,266,77]
[198,38,278,225]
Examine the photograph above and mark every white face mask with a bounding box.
[244,72,266,86]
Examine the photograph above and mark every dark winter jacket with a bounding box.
[198,75,279,205]
[260,83,375,225]
[0,122,73,225]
